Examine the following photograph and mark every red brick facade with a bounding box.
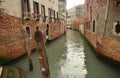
[0,13,27,58]
[48,21,66,40]
[73,17,79,30]
[83,0,120,62]
[0,13,66,59]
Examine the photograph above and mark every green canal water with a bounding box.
[10,29,120,78]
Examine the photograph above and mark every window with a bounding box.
[26,27,31,38]
[33,1,39,20]
[41,5,46,22]
[115,21,120,34]
[48,8,52,22]
[46,24,49,35]
[93,20,95,32]
[116,1,120,8]
[22,0,30,18]
[57,12,58,19]
[0,0,4,14]
[48,8,51,17]
[96,0,99,3]
[53,10,55,19]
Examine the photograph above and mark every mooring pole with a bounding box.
[35,27,51,78]
[26,37,33,71]
[20,0,33,71]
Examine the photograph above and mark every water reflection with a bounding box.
[55,30,87,78]
[10,29,120,78]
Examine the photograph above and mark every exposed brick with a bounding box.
[85,31,120,62]
[0,13,66,59]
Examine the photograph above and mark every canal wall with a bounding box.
[84,30,120,62]
[0,0,66,65]
[80,31,120,69]
[0,13,46,59]
[82,0,120,65]
[48,21,66,40]
[0,13,27,59]
[0,13,66,64]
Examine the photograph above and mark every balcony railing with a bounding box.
[23,12,31,20]
[34,14,41,21]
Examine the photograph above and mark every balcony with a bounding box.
[34,14,41,21]
[23,12,31,20]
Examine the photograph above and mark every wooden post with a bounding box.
[34,27,51,78]
[26,37,33,71]
[21,28,33,71]
[20,0,33,71]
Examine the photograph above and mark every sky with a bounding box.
[66,0,85,10]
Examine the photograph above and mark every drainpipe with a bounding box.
[103,0,110,37]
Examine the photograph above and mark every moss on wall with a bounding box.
[0,55,10,65]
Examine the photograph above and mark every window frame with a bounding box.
[26,26,31,39]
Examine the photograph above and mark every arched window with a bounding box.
[93,20,95,32]
[115,21,120,34]
[26,27,31,38]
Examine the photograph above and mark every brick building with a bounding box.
[83,0,120,63]
[58,0,67,34]
[67,4,84,30]
[0,0,66,61]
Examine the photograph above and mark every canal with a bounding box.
[10,29,120,78]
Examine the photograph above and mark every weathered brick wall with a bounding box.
[0,13,66,59]
[0,13,27,58]
[23,20,38,50]
[60,24,66,35]
[0,13,47,58]
[40,22,47,43]
[73,17,79,30]
[96,37,120,62]
[84,0,120,63]
[84,30,120,62]
[48,21,66,40]
[84,30,91,42]
[91,33,97,48]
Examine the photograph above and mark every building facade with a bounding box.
[67,7,76,27]
[83,0,120,63]
[58,0,67,33]
[67,5,84,30]
[0,0,66,61]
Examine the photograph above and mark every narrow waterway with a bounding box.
[10,29,120,78]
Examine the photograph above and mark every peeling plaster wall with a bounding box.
[0,0,66,59]
[0,13,26,58]
[0,13,46,58]
[84,0,120,62]
[1,0,21,17]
